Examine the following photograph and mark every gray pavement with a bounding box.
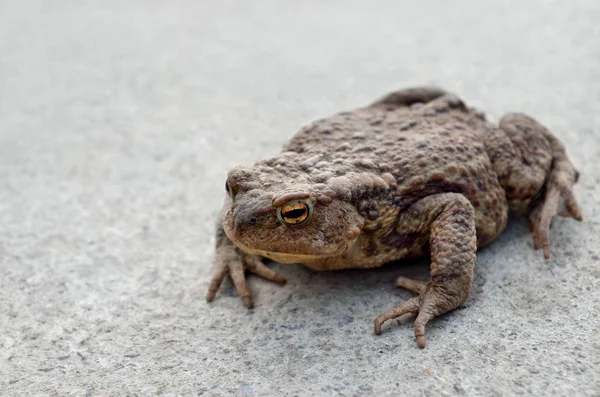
[1,1,599,396]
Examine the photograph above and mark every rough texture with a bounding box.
[209,87,583,348]
[1,0,599,396]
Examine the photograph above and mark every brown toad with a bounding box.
[206,87,583,348]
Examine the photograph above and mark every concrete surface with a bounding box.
[1,1,599,396]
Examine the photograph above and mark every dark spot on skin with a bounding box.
[381,232,421,249]
[452,214,473,234]
[367,209,379,220]
[399,121,418,131]
[424,180,466,195]
[366,240,379,256]
[477,232,492,246]
[352,145,377,153]
[449,98,467,110]
[394,180,466,212]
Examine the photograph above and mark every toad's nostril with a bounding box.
[233,205,266,227]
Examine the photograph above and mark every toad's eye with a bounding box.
[278,201,312,226]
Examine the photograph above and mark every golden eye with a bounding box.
[278,201,312,225]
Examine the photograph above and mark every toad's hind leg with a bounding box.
[374,193,477,348]
[484,113,583,259]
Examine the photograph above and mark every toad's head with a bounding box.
[221,160,368,264]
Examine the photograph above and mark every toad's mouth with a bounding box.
[228,239,345,264]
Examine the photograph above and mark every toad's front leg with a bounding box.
[374,193,477,348]
[206,225,287,308]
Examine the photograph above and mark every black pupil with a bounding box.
[283,208,306,219]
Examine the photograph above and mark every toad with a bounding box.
[206,87,582,348]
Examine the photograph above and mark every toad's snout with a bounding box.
[232,210,259,233]
[229,204,274,237]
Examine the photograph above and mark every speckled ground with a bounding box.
[1,1,599,396]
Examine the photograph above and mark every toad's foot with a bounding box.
[374,278,465,348]
[206,230,286,308]
[529,163,583,260]
[373,193,477,348]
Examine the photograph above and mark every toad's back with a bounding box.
[282,93,508,247]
